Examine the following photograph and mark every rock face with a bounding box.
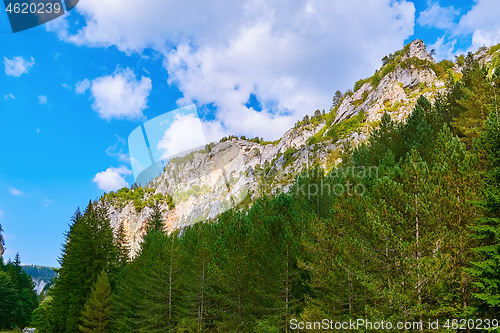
[106,122,358,256]
[401,39,435,63]
[32,278,47,295]
[334,39,445,124]
[105,39,499,257]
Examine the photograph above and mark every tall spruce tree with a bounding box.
[0,222,4,257]
[79,271,112,333]
[467,109,500,314]
[0,271,20,329]
[451,53,493,145]
[49,202,117,333]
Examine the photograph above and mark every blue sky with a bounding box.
[0,0,498,267]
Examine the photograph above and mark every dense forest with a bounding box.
[0,252,39,330]
[1,52,500,332]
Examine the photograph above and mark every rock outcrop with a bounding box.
[334,39,445,124]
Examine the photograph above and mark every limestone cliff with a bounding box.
[334,39,445,124]
[104,39,500,256]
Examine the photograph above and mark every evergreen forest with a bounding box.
[1,53,500,332]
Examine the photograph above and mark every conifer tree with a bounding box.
[49,202,117,332]
[0,271,20,329]
[451,54,493,145]
[114,222,130,266]
[0,222,4,257]
[467,109,500,314]
[147,200,164,232]
[79,271,112,333]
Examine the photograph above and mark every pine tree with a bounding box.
[451,54,493,145]
[114,222,130,266]
[0,271,20,329]
[31,296,54,333]
[0,222,4,257]
[49,202,118,332]
[147,200,164,233]
[79,271,112,333]
[467,109,500,314]
[3,253,38,327]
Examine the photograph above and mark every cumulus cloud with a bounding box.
[92,165,132,191]
[4,56,35,77]
[4,94,15,100]
[417,3,459,30]
[106,135,130,162]
[421,0,500,58]
[456,0,500,51]
[46,0,415,140]
[38,95,47,104]
[9,187,23,196]
[427,36,457,61]
[89,68,152,121]
[75,79,91,94]
[157,113,207,159]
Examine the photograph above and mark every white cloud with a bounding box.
[157,113,207,159]
[106,135,130,162]
[424,0,500,57]
[75,79,91,94]
[36,128,40,133]
[417,3,459,30]
[62,83,71,89]
[427,36,457,61]
[90,68,152,121]
[9,187,23,196]
[457,0,500,51]
[4,56,35,77]
[38,95,47,104]
[4,94,15,100]
[93,165,132,191]
[42,199,54,207]
[46,0,415,140]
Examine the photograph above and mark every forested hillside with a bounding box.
[0,254,39,330]
[2,41,500,332]
[22,265,57,295]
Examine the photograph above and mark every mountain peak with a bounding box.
[402,39,435,63]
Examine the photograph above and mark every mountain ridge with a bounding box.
[102,39,500,256]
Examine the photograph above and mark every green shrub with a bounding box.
[488,43,500,55]
[103,186,173,212]
[351,97,364,107]
[354,78,369,92]
[438,59,454,72]
[381,62,395,77]
[326,112,366,141]
[385,101,402,112]
[400,56,446,79]
[370,72,381,87]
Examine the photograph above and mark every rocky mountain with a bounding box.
[22,265,57,295]
[102,39,500,256]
